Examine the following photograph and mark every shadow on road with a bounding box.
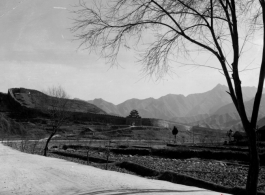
[77,188,206,195]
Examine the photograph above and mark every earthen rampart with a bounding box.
[6,88,170,127]
[8,88,25,109]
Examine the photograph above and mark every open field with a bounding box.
[4,139,265,194]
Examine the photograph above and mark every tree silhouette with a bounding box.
[42,86,69,156]
[71,1,265,194]
[172,126,178,143]
[227,129,233,142]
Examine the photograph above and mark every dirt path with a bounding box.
[0,144,229,195]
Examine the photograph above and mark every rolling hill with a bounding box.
[89,84,261,130]
[190,95,265,130]
[8,88,106,114]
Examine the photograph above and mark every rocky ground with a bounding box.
[49,148,265,192]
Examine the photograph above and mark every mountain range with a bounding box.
[88,84,265,130]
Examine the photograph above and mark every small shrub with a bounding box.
[117,145,129,149]
[62,145,68,150]
[51,145,58,149]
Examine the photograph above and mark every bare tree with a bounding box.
[227,129,233,142]
[42,86,69,156]
[172,126,178,143]
[71,1,265,194]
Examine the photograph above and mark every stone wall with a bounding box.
[126,118,142,126]
[142,118,169,128]
[6,88,172,127]
[72,112,126,125]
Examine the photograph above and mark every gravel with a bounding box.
[51,148,265,191]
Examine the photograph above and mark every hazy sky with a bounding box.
[0,0,263,104]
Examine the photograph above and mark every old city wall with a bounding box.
[7,88,24,109]
[6,88,169,127]
[142,118,169,128]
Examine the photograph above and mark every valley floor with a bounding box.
[0,143,229,195]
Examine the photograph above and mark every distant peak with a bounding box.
[213,84,227,90]
[94,98,103,101]
[93,98,105,103]
[216,83,224,87]
[93,98,116,105]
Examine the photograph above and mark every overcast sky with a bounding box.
[0,0,263,104]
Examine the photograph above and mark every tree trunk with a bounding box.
[246,2,265,193]
[43,130,56,157]
[246,125,260,195]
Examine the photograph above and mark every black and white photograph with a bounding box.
[0,0,265,194]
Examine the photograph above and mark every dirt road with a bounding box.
[0,144,229,195]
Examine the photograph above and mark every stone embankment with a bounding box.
[49,147,265,195]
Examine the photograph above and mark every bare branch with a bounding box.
[71,0,265,193]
